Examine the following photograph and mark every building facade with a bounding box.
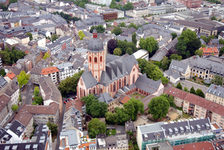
[206,84,224,106]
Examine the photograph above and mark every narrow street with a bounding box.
[21,80,34,105]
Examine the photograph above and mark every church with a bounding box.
[76,32,164,100]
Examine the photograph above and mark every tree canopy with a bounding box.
[171,32,177,40]
[137,59,163,81]
[0,47,26,65]
[112,26,122,36]
[176,29,201,58]
[81,94,107,118]
[17,71,30,88]
[78,30,85,40]
[196,89,205,98]
[190,87,196,94]
[176,83,182,90]
[11,104,19,112]
[211,75,223,86]
[139,37,158,56]
[58,71,83,97]
[32,86,43,105]
[88,118,106,138]
[0,69,6,77]
[47,121,58,136]
[113,48,122,56]
[106,98,144,125]
[90,25,105,33]
[107,39,117,54]
[148,95,170,120]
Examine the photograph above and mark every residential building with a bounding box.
[165,87,224,128]
[206,84,224,106]
[200,47,219,57]
[0,124,52,150]
[164,60,191,84]
[59,129,81,150]
[77,32,164,100]
[89,0,112,6]
[137,118,214,150]
[0,94,11,127]
[132,49,149,61]
[146,142,173,150]
[175,0,202,8]
[41,66,59,84]
[97,134,129,150]
[39,77,63,111]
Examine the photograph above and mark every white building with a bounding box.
[89,0,112,6]
[56,62,80,81]
[132,49,149,61]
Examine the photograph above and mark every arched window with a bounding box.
[124,77,126,86]
[89,89,91,94]
[100,56,102,62]
[119,79,121,88]
[89,56,92,62]
[94,57,97,63]
[93,88,96,94]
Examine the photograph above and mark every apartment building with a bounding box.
[176,0,202,8]
[137,118,214,150]
[41,66,59,84]
[200,47,219,57]
[206,84,224,106]
[165,87,224,128]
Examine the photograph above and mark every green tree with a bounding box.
[176,82,182,90]
[47,121,58,136]
[132,33,137,45]
[11,104,19,112]
[211,75,223,85]
[184,87,188,92]
[196,89,205,98]
[139,37,158,56]
[112,27,122,36]
[78,30,86,40]
[17,71,30,88]
[176,29,201,58]
[107,39,117,54]
[88,118,106,138]
[124,98,144,121]
[137,59,163,81]
[160,56,170,70]
[82,95,108,118]
[0,69,6,76]
[219,39,224,45]
[148,96,170,120]
[119,22,126,27]
[126,47,133,55]
[58,71,83,97]
[51,34,58,42]
[26,32,33,41]
[170,54,182,61]
[190,87,196,94]
[211,16,217,20]
[113,48,122,56]
[115,108,130,124]
[160,94,175,108]
[105,112,118,124]
[195,49,203,57]
[117,40,137,55]
[34,86,40,97]
[43,52,50,60]
[90,25,105,33]
[171,32,177,40]
[219,47,224,56]
[128,23,138,29]
[123,2,134,10]
[161,76,169,85]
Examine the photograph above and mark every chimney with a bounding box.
[93,29,97,38]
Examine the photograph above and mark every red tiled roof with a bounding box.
[6,72,16,80]
[165,87,224,116]
[119,95,131,104]
[173,141,215,150]
[41,67,59,75]
[164,87,188,100]
[200,47,219,56]
[66,99,83,112]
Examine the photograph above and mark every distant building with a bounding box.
[132,49,149,61]
[137,118,214,150]
[102,12,118,21]
[165,87,224,128]
[89,0,112,6]
[206,84,224,106]
[173,141,215,150]
[175,0,202,8]
[41,67,59,84]
[200,47,219,57]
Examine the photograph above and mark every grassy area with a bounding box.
[182,113,192,119]
[130,92,146,100]
[106,129,116,136]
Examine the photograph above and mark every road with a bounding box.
[21,80,34,105]
[178,80,208,93]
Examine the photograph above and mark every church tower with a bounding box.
[87,30,106,82]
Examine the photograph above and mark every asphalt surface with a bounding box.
[21,80,34,105]
[178,80,208,93]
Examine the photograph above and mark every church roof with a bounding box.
[88,38,104,52]
[81,71,97,89]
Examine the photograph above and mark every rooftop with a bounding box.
[41,66,59,75]
[173,141,214,150]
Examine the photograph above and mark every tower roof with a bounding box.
[88,38,104,52]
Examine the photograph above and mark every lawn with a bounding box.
[130,92,146,100]
[106,129,116,136]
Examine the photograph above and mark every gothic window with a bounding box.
[113,83,116,92]
[94,57,97,63]
[119,79,121,88]
[133,75,135,84]
[89,56,92,62]
[124,77,126,86]
[93,88,96,94]
[100,56,102,62]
